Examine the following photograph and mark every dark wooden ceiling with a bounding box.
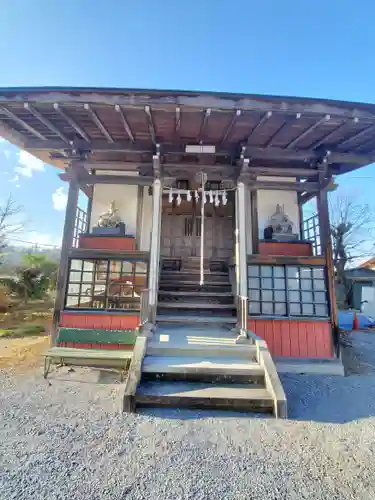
[0,87,374,176]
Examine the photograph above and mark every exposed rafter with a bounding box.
[285,114,330,149]
[54,103,91,143]
[309,119,351,150]
[0,105,46,140]
[115,104,135,143]
[338,122,375,149]
[144,105,156,145]
[1,89,374,121]
[198,108,211,141]
[24,103,70,144]
[246,111,272,143]
[84,103,114,143]
[220,109,241,144]
[264,113,301,147]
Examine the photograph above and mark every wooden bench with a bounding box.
[43,347,132,380]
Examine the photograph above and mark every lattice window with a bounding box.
[73,207,88,248]
[248,264,328,318]
[302,214,321,256]
[65,258,148,310]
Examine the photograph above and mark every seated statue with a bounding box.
[266,204,298,241]
[97,201,122,228]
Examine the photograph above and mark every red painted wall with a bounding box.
[78,235,135,251]
[58,342,133,350]
[247,318,333,358]
[259,241,313,257]
[60,312,139,330]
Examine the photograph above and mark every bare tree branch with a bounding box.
[0,195,23,263]
[329,192,375,308]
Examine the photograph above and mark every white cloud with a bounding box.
[0,137,5,143]
[15,184,20,188]
[52,187,68,211]
[14,150,45,178]
[9,174,19,183]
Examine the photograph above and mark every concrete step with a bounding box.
[142,355,264,383]
[146,341,257,360]
[135,381,274,413]
[156,314,237,324]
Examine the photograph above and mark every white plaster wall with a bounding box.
[140,186,153,251]
[257,176,299,240]
[90,171,138,236]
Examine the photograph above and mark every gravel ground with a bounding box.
[1,333,375,500]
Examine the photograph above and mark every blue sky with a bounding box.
[0,0,375,247]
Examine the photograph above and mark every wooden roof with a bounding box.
[0,86,375,176]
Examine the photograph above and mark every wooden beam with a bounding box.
[338,123,375,148]
[286,114,330,149]
[24,103,70,143]
[84,103,114,143]
[59,171,154,186]
[248,180,321,192]
[115,104,135,143]
[175,106,181,133]
[299,180,337,204]
[221,109,241,144]
[144,105,156,144]
[198,108,211,141]
[23,138,374,166]
[244,145,372,165]
[0,105,46,140]
[264,113,301,148]
[309,119,351,149]
[248,165,318,178]
[53,103,91,143]
[246,111,272,143]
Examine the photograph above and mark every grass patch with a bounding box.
[0,324,46,339]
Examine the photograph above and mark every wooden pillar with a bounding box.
[297,193,304,240]
[148,177,162,323]
[86,190,93,232]
[135,185,144,250]
[317,189,330,254]
[51,178,79,345]
[317,188,339,353]
[250,189,259,254]
[236,181,248,338]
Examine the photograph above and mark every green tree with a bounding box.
[2,253,58,303]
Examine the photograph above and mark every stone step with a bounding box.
[142,355,264,383]
[135,381,274,413]
[156,314,237,324]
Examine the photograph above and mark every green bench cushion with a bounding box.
[57,328,138,345]
[45,347,133,360]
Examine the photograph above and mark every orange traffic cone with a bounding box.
[353,312,359,330]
